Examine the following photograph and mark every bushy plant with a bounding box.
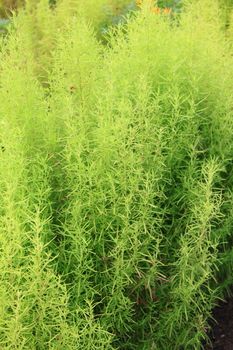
[0,0,233,349]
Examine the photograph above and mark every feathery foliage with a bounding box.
[0,0,233,349]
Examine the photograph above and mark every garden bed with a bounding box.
[206,294,233,350]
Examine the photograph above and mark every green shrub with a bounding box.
[0,0,233,349]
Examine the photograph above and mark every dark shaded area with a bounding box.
[206,294,233,350]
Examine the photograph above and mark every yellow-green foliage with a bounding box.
[0,0,233,349]
[0,0,23,17]
[227,9,233,45]
[55,0,105,28]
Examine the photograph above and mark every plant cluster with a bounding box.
[0,0,233,349]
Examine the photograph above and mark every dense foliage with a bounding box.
[0,0,233,349]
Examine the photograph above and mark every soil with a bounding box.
[205,294,233,350]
